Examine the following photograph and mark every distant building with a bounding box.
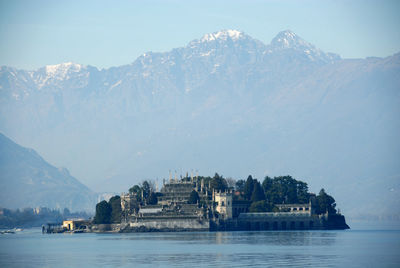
[62,219,90,231]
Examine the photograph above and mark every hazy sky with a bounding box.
[1,0,399,70]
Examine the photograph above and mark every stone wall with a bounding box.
[212,213,329,231]
[129,217,210,231]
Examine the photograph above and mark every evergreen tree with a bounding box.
[109,195,122,223]
[263,175,309,204]
[244,175,254,200]
[249,200,275,212]
[315,189,337,214]
[188,190,200,204]
[297,181,309,204]
[94,200,112,224]
[235,179,245,192]
[251,180,265,202]
[128,185,142,201]
[261,176,273,192]
[129,185,141,195]
[147,192,158,205]
[142,181,151,200]
[210,173,227,191]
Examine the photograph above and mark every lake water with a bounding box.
[1,227,399,267]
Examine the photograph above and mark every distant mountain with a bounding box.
[0,133,96,211]
[0,29,399,219]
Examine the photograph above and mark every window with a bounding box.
[305,207,309,211]
[299,207,303,211]
[221,201,225,206]
[293,208,297,211]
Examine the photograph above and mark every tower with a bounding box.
[213,190,233,220]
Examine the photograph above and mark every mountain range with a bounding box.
[0,30,399,219]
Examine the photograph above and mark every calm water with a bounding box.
[1,228,399,267]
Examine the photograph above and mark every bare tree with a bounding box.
[226,177,236,189]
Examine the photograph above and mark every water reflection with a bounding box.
[2,229,398,268]
[101,230,337,247]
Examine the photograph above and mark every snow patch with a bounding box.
[110,80,122,90]
[12,93,20,100]
[200,50,213,57]
[200,29,243,42]
[35,62,84,89]
[45,62,82,77]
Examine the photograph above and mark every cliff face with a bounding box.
[0,133,97,212]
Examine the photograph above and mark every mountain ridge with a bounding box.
[1,29,340,73]
[0,29,399,219]
[0,132,97,212]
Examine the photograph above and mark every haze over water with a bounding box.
[1,228,399,267]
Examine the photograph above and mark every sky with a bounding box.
[0,0,399,70]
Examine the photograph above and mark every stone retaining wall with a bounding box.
[129,217,209,231]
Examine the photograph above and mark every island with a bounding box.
[45,173,349,233]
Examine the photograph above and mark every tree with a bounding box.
[210,173,228,191]
[94,200,112,224]
[129,185,142,202]
[315,189,337,214]
[142,180,151,200]
[225,177,236,189]
[297,181,309,204]
[251,181,265,202]
[188,190,200,204]
[235,179,245,192]
[147,192,158,205]
[244,175,254,200]
[129,185,141,195]
[261,176,273,192]
[262,175,310,205]
[249,200,274,212]
[109,195,122,223]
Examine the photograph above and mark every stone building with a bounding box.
[213,190,233,220]
[62,219,91,231]
[276,203,313,214]
[158,180,196,205]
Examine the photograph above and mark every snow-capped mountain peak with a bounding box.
[45,62,83,76]
[200,29,244,42]
[33,62,87,89]
[270,30,311,50]
[268,30,340,62]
